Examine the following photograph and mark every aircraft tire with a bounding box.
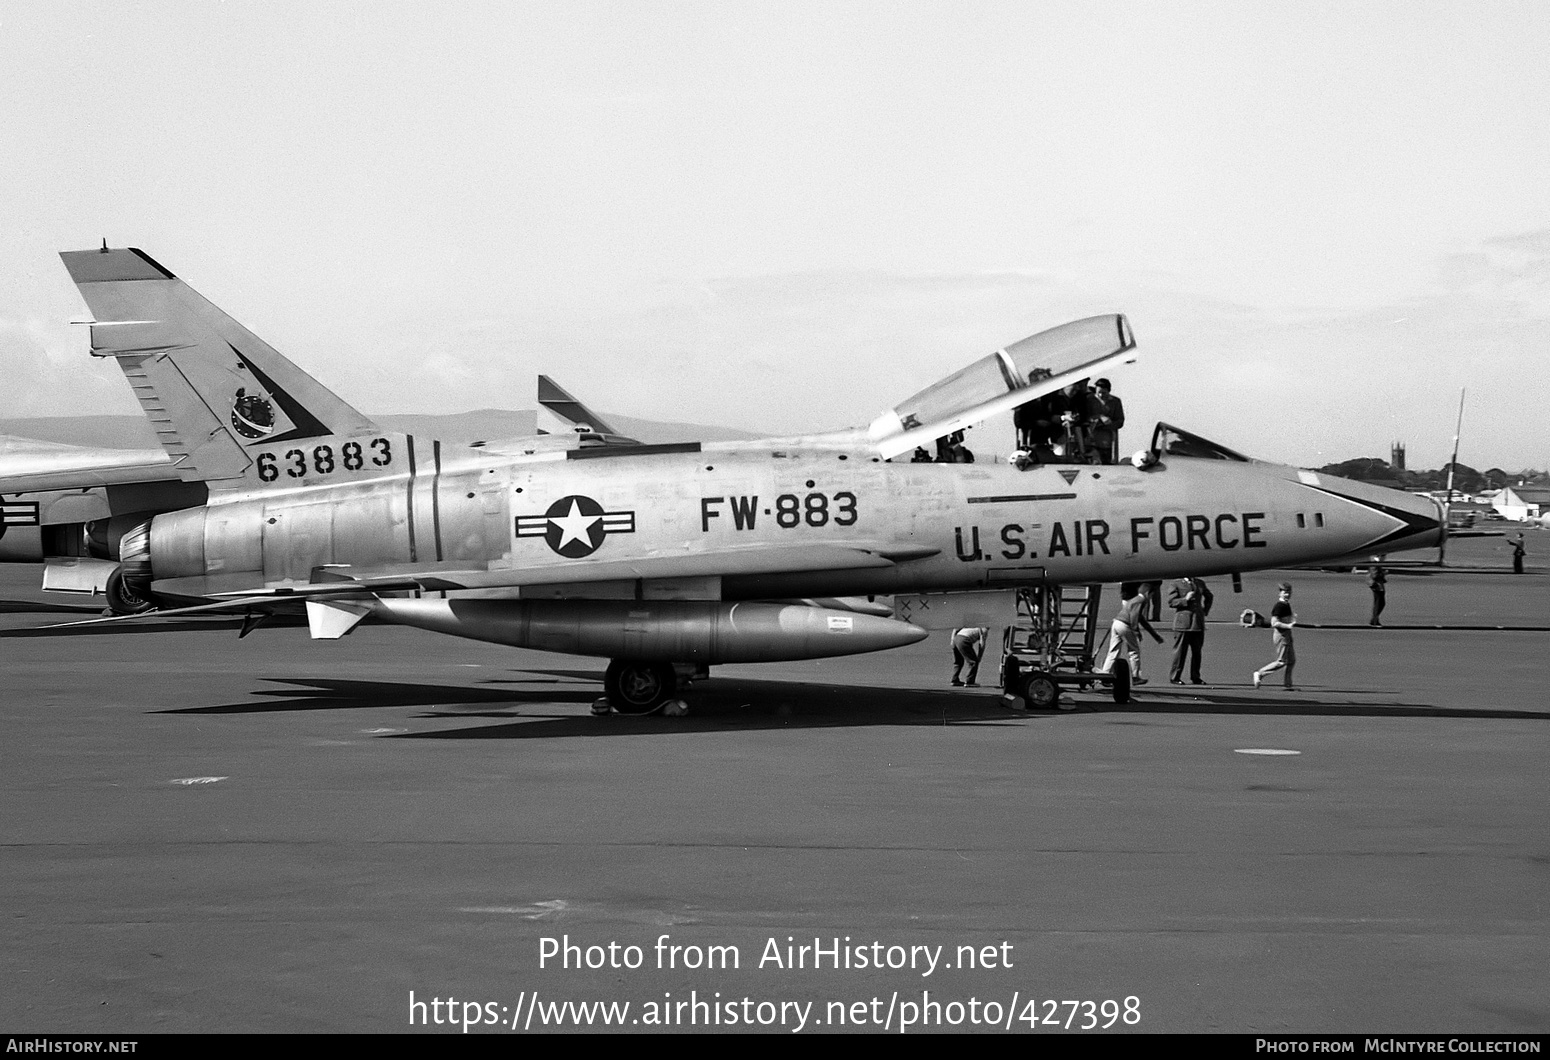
[1022,672,1059,709]
[105,567,156,616]
[604,660,676,716]
[1111,659,1131,704]
[1001,656,1022,694]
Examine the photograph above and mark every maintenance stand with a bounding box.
[1000,583,1131,708]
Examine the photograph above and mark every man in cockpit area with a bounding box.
[1014,368,1056,453]
[1085,378,1125,464]
[1013,377,1090,469]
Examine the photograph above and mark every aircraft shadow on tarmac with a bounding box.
[156,676,602,716]
[398,673,1029,738]
[156,669,1026,732]
[1083,689,1549,722]
[0,598,109,615]
[152,670,1549,733]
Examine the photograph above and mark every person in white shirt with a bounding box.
[1099,583,1162,684]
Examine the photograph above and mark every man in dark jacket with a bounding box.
[1085,378,1125,464]
[1167,576,1213,684]
[1367,560,1387,626]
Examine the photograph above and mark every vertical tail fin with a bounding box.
[59,247,381,485]
[536,374,620,437]
[535,375,639,446]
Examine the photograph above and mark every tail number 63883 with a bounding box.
[255,438,393,482]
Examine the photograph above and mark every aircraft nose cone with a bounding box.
[1311,474,1445,555]
[1374,490,1445,554]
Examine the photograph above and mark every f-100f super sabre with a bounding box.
[22,246,1444,713]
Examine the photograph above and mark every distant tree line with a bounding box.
[1315,458,1550,493]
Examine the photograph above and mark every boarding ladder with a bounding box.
[1002,583,1104,674]
[1000,583,1131,708]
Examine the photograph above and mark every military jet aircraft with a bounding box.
[24,245,1444,714]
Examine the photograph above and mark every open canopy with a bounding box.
[874,313,1140,440]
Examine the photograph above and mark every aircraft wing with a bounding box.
[6,540,939,637]
[418,540,935,590]
[0,436,178,492]
[867,314,1137,459]
[145,540,940,600]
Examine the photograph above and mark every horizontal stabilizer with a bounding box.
[0,594,296,637]
[0,569,424,636]
[306,599,372,639]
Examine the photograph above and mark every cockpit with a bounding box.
[867,314,1255,470]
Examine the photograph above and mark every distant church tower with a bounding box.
[1391,442,1406,471]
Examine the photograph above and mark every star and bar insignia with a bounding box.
[1,500,41,526]
[0,499,40,540]
[515,495,636,558]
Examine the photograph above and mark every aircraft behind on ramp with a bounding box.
[21,246,1445,714]
[0,434,204,612]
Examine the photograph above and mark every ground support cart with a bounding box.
[999,583,1131,708]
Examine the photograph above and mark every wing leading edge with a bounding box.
[143,539,939,600]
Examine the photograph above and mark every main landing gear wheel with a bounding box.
[1022,672,1059,710]
[603,660,677,716]
[105,568,155,615]
[1110,659,1132,704]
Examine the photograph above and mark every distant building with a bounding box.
[1391,442,1405,471]
[1493,486,1550,521]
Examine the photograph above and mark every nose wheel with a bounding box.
[1022,672,1060,709]
[603,660,678,715]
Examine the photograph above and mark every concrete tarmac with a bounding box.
[0,537,1546,1034]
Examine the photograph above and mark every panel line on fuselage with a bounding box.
[405,436,418,564]
[431,440,444,563]
[566,442,702,461]
[967,493,1077,504]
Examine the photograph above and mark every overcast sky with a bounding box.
[1,1,1546,470]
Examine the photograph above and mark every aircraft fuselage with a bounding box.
[140,435,1444,603]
